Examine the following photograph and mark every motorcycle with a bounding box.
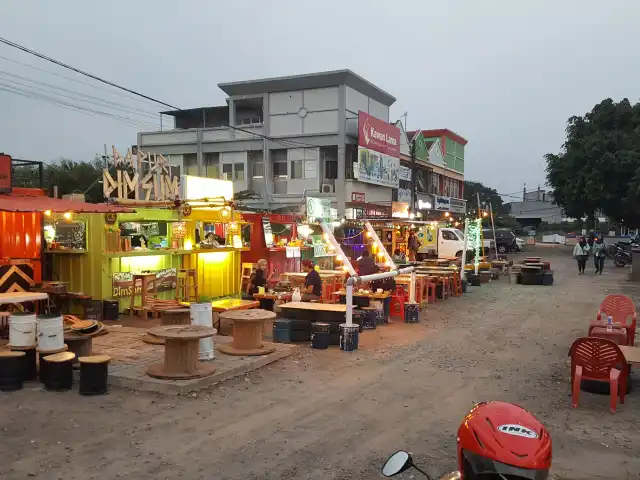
[382,450,459,479]
[614,249,632,268]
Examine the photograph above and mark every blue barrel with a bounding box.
[311,322,330,349]
[339,323,359,352]
[403,302,419,323]
[360,307,377,330]
[273,319,292,343]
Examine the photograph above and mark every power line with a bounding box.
[0,36,179,110]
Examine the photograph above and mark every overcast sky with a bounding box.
[1,0,639,198]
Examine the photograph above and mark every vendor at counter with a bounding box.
[246,259,276,295]
[301,260,322,302]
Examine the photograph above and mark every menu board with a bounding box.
[262,216,274,248]
[54,222,87,251]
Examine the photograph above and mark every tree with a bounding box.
[545,98,640,228]
[463,181,504,214]
[44,158,104,203]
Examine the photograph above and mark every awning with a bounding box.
[0,194,134,213]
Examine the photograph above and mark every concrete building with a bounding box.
[505,188,565,225]
[137,70,400,216]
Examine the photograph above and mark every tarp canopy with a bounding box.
[0,193,133,213]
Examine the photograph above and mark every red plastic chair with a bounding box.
[588,294,637,346]
[569,337,629,413]
[390,286,407,319]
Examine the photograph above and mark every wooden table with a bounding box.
[0,292,49,305]
[252,292,292,301]
[211,299,259,312]
[146,325,217,380]
[280,302,346,312]
[332,290,389,299]
[144,308,191,345]
[217,309,276,356]
[620,345,640,364]
[283,272,340,281]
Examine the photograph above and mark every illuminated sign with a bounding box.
[181,175,234,203]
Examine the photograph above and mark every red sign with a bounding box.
[357,111,400,158]
[0,154,12,193]
[351,192,366,203]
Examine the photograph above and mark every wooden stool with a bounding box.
[177,269,198,302]
[143,308,191,345]
[38,344,68,380]
[64,334,93,367]
[240,262,254,292]
[146,325,216,380]
[217,309,277,356]
[9,344,37,381]
[129,273,157,316]
[0,351,26,391]
[41,351,76,391]
[78,355,111,395]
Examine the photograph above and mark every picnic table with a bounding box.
[0,292,48,305]
[620,345,640,364]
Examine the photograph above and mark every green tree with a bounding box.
[463,181,504,214]
[43,158,104,203]
[545,98,640,228]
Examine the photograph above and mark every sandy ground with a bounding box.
[2,246,640,480]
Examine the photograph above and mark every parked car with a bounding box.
[483,228,518,254]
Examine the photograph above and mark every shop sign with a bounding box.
[391,202,409,218]
[103,147,180,202]
[182,175,233,202]
[366,205,391,219]
[112,268,177,298]
[416,199,432,210]
[355,147,400,188]
[434,195,451,211]
[0,154,12,193]
[358,111,400,157]
[450,198,467,214]
[351,192,366,203]
[313,243,334,257]
[397,188,412,204]
[285,246,301,258]
[262,216,274,248]
[345,207,366,220]
[399,165,411,182]
[306,197,331,223]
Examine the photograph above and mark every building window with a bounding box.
[252,162,265,178]
[325,159,338,180]
[273,162,287,178]
[222,163,233,181]
[290,160,303,179]
[234,163,245,181]
[183,154,198,176]
[205,153,219,179]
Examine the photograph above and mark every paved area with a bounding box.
[1,246,640,479]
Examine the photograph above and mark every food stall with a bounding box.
[240,213,306,275]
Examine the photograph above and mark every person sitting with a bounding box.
[301,260,322,302]
[204,232,221,247]
[357,250,377,276]
[392,249,406,264]
[247,259,274,295]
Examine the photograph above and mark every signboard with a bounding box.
[434,195,451,211]
[450,198,467,214]
[103,147,180,201]
[397,188,412,204]
[355,147,399,188]
[262,216,274,248]
[351,192,366,203]
[358,111,400,157]
[416,194,433,211]
[399,165,411,182]
[181,175,233,202]
[313,244,334,257]
[112,268,177,298]
[306,197,331,223]
[0,154,11,193]
[285,246,301,258]
[417,225,437,248]
[392,202,409,218]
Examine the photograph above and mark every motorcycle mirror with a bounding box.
[382,450,413,477]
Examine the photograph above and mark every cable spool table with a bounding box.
[217,309,277,356]
[145,325,216,380]
[143,308,191,345]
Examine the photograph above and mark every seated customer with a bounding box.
[392,249,406,264]
[357,250,377,276]
[247,259,273,295]
[301,260,322,302]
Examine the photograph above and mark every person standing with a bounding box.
[357,250,377,276]
[407,231,421,261]
[592,235,606,275]
[573,236,590,274]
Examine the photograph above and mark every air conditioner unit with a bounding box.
[321,184,334,193]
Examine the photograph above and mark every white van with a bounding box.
[417,226,493,259]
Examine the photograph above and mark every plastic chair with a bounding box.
[569,337,629,413]
[390,286,407,319]
[589,294,637,346]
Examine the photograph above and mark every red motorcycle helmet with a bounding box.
[457,402,552,479]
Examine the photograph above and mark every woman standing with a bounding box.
[573,236,590,274]
[592,235,606,275]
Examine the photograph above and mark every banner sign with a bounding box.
[112,268,177,298]
[397,188,412,204]
[358,111,400,157]
[450,198,467,214]
[434,195,451,211]
[399,165,411,181]
[351,192,366,203]
[307,197,331,223]
[392,202,409,218]
[355,147,400,188]
[285,246,301,258]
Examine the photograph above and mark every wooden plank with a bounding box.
[620,346,640,364]
[279,302,346,312]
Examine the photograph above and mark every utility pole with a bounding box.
[410,140,417,215]
[400,111,408,132]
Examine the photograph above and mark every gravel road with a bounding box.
[1,246,639,480]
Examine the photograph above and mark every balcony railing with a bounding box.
[139,125,265,147]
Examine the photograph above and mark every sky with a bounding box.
[1,0,639,199]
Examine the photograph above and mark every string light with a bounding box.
[63,212,72,221]
[44,210,52,216]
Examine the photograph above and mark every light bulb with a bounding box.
[63,212,72,220]
[336,255,342,262]
[44,210,52,216]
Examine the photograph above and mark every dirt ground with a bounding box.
[2,246,640,480]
